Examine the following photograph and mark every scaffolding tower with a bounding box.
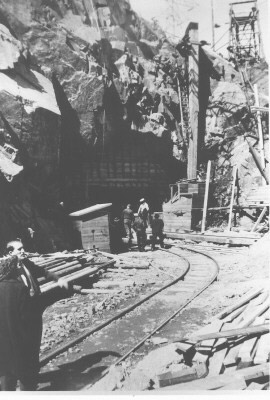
[228,0,263,66]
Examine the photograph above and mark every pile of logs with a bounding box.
[158,286,269,390]
[29,251,115,294]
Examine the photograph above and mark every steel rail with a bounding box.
[112,246,219,367]
[39,252,190,367]
[82,246,220,389]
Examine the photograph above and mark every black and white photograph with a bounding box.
[0,0,269,396]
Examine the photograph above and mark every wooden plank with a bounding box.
[223,304,248,323]
[254,84,265,169]
[208,347,228,376]
[160,363,269,391]
[165,232,258,246]
[237,316,264,368]
[187,324,269,342]
[157,362,208,388]
[223,342,243,368]
[212,288,263,320]
[245,137,269,184]
[237,300,269,328]
[237,293,268,322]
[219,377,247,390]
[227,166,237,231]
[195,320,224,354]
[93,280,135,289]
[251,206,268,232]
[246,382,266,390]
[253,332,270,364]
[201,160,211,233]
[69,203,112,218]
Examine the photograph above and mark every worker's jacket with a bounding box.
[122,208,135,222]
[133,219,146,233]
[151,219,164,234]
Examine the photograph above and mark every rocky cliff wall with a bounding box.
[0,0,186,250]
[201,56,269,229]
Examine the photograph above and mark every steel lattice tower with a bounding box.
[228,0,263,66]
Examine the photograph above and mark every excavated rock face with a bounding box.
[202,55,269,229]
[0,0,186,250]
[0,18,63,252]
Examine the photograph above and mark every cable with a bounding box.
[215,40,230,53]
[212,28,230,49]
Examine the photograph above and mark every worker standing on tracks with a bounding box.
[138,198,150,228]
[0,239,69,391]
[133,217,147,252]
[122,204,135,250]
[151,213,164,251]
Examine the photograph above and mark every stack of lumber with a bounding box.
[28,251,114,294]
[158,286,269,390]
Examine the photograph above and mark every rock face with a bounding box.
[0,18,62,252]
[0,0,185,250]
[202,55,269,228]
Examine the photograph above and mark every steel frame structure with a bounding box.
[229,0,263,65]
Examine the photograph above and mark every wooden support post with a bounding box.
[201,160,211,233]
[177,78,184,141]
[170,185,173,203]
[187,22,199,180]
[251,206,268,232]
[178,183,181,199]
[251,207,267,232]
[227,166,237,231]
[253,84,265,169]
[245,137,269,184]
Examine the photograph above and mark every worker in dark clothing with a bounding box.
[122,204,135,250]
[0,239,69,391]
[0,255,35,391]
[110,217,123,254]
[133,217,147,252]
[151,213,164,251]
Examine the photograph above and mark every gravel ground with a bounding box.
[41,249,187,356]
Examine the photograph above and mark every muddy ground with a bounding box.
[40,234,269,391]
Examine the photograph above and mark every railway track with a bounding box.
[39,245,220,390]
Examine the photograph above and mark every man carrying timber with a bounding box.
[138,198,150,228]
[0,239,69,391]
